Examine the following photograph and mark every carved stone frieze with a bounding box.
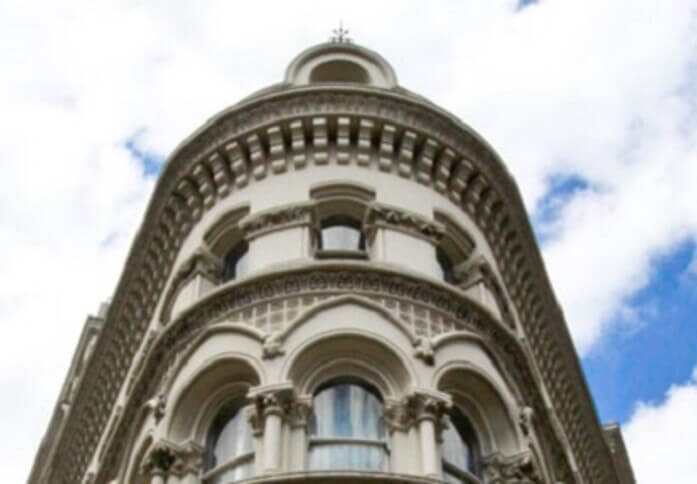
[240,203,315,241]
[364,203,445,244]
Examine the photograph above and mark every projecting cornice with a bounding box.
[46,87,617,483]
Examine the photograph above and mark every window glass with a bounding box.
[222,242,249,282]
[309,382,386,471]
[205,401,254,482]
[437,247,455,283]
[320,216,364,251]
[441,408,479,478]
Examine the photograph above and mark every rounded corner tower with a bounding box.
[29,40,636,484]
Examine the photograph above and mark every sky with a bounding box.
[1,1,696,482]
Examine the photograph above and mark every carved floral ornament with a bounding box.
[55,89,615,483]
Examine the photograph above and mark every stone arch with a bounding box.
[278,294,417,346]
[285,42,398,88]
[281,299,417,399]
[166,354,261,444]
[434,361,520,455]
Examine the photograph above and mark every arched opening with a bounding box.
[203,397,254,483]
[441,406,481,482]
[222,241,249,282]
[309,379,387,471]
[437,246,456,284]
[309,60,370,83]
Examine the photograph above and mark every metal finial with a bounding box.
[330,20,351,43]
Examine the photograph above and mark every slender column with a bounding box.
[410,391,450,478]
[263,397,284,472]
[287,398,313,471]
[247,383,295,475]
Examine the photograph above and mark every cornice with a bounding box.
[44,88,616,483]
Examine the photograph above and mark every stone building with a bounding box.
[29,38,635,484]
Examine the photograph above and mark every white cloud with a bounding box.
[624,366,697,484]
[0,0,695,482]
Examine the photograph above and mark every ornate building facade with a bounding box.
[29,39,635,484]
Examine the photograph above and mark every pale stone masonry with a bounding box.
[29,40,635,484]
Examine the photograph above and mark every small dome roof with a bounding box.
[284,42,398,89]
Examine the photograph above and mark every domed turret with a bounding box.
[29,39,634,484]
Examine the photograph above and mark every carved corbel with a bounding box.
[144,392,167,423]
[519,405,534,438]
[483,451,542,484]
[261,332,285,359]
[413,336,435,365]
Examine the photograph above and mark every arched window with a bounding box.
[309,381,387,471]
[317,215,366,255]
[222,241,249,282]
[437,246,456,284]
[203,399,254,483]
[441,407,480,483]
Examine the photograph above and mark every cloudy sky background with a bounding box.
[1,0,696,482]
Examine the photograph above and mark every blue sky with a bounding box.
[1,1,696,482]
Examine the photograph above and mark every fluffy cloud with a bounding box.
[0,1,695,482]
[624,366,697,484]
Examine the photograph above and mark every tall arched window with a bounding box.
[318,215,365,253]
[203,399,254,483]
[441,407,480,483]
[437,247,456,284]
[222,241,249,282]
[309,381,387,471]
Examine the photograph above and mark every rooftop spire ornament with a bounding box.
[330,21,351,43]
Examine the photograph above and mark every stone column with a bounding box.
[262,395,284,473]
[247,384,295,475]
[410,391,450,478]
[287,397,313,471]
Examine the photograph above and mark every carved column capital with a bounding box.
[384,390,451,434]
[483,451,542,484]
[141,441,179,477]
[247,383,296,433]
[171,441,205,477]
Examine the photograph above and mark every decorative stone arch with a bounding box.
[285,42,398,88]
[434,361,521,456]
[284,329,414,402]
[165,353,262,443]
[278,293,418,348]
